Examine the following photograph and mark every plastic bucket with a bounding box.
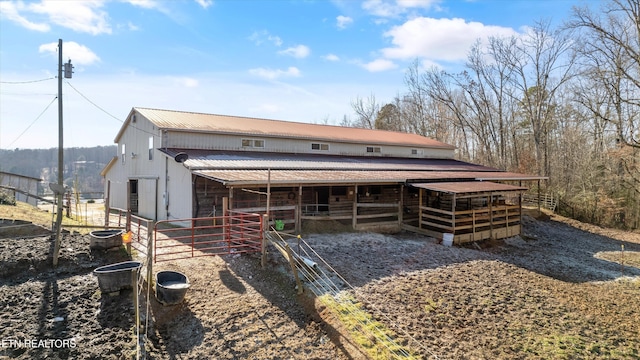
[156,271,190,305]
[442,233,454,247]
[93,261,142,293]
[89,229,124,250]
[274,220,285,231]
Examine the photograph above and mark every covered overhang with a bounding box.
[192,169,543,187]
[410,181,528,197]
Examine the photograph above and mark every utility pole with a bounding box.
[52,39,73,267]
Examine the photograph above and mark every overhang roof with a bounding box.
[121,108,455,149]
[160,148,497,172]
[193,169,542,186]
[411,181,527,195]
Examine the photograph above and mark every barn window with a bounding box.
[312,143,329,150]
[121,144,126,164]
[366,146,381,153]
[242,139,265,148]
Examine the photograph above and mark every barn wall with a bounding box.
[165,131,454,159]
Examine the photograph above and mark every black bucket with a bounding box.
[93,261,142,293]
[89,229,124,250]
[155,270,190,305]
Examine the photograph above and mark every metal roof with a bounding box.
[411,181,527,194]
[192,169,539,186]
[160,149,498,172]
[120,107,455,149]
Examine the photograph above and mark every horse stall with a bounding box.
[404,181,526,245]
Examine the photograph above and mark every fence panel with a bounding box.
[154,212,263,263]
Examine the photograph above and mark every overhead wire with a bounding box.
[64,80,159,138]
[4,96,57,149]
[0,77,55,84]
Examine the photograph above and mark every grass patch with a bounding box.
[318,292,417,360]
[0,201,94,234]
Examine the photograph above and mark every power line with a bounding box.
[0,77,56,84]
[64,80,159,138]
[4,96,58,149]
[64,81,122,122]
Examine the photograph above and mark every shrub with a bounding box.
[0,190,16,206]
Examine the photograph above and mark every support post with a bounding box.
[262,213,268,268]
[352,185,358,229]
[104,180,111,228]
[398,185,404,225]
[296,184,302,233]
[419,189,424,229]
[52,39,64,267]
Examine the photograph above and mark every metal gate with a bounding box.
[153,211,263,263]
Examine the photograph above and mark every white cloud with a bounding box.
[124,0,159,9]
[171,77,199,88]
[29,0,111,35]
[0,1,50,32]
[336,15,353,29]
[39,41,101,65]
[249,30,283,47]
[249,67,301,80]
[381,17,518,61]
[362,0,441,17]
[323,54,340,61]
[361,58,397,72]
[278,45,311,59]
[194,0,213,9]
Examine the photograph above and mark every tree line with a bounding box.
[0,146,116,194]
[346,0,639,229]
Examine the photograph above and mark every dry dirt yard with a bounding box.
[1,208,639,359]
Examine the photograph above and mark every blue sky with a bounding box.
[0,0,590,149]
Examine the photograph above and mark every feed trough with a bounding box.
[93,261,142,293]
[155,270,190,305]
[89,229,124,250]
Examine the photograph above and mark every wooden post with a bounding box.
[104,180,111,228]
[489,192,494,239]
[518,191,523,236]
[398,185,404,225]
[143,220,154,339]
[132,267,140,359]
[352,185,358,229]
[284,243,303,295]
[262,213,268,268]
[418,188,423,229]
[451,193,456,238]
[296,185,302,233]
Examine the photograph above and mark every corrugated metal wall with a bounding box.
[165,131,455,159]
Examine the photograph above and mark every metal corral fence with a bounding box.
[107,207,151,257]
[153,210,263,263]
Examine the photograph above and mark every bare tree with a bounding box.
[350,94,379,129]
[509,20,577,176]
[568,0,640,148]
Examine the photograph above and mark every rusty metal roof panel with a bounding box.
[411,181,527,194]
[137,108,455,149]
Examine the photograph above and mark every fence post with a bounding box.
[262,214,268,268]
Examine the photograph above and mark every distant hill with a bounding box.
[0,146,117,194]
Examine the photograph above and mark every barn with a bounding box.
[101,107,543,245]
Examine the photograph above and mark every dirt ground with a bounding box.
[1,209,640,359]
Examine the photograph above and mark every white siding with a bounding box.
[165,158,193,220]
[165,131,455,159]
